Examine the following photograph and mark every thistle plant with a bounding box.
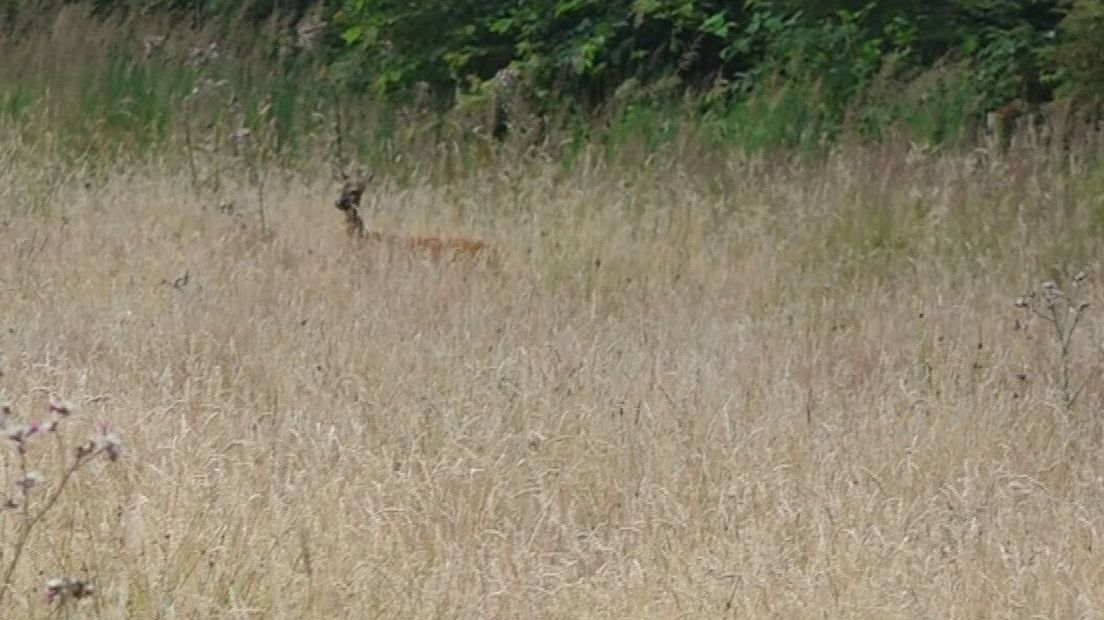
[1014,271,1092,411]
[0,395,122,609]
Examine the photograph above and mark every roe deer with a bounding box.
[985,99,1041,153]
[334,171,493,263]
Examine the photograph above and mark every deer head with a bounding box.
[333,168,374,238]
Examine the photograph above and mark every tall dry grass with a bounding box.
[2,128,1104,617]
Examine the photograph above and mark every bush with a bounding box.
[1054,0,1104,102]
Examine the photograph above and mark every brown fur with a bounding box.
[334,175,495,264]
[985,99,1039,152]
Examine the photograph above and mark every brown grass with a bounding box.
[2,134,1104,617]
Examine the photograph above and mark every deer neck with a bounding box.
[344,208,366,239]
[344,208,393,244]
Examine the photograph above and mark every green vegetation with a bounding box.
[0,0,1101,164]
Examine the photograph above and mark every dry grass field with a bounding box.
[2,135,1104,617]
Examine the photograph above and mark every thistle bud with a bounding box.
[45,578,94,604]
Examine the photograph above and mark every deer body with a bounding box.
[985,99,1042,153]
[335,174,493,263]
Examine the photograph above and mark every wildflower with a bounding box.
[75,429,123,462]
[47,397,73,417]
[1041,281,1064,306]
[16,471,42,492]
[100,432,123,462]
[45,578,94,604]
[6,424,35,444]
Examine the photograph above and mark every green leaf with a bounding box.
[633,0,661,24]
[489,17,514,34]
[341,25,364,46]
[701,11,731,38]
[555,0,589,18]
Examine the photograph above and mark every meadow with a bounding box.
[1,112,1104,618]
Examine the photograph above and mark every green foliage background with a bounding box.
[329,1,1088,116]
[0,0,1101,157]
